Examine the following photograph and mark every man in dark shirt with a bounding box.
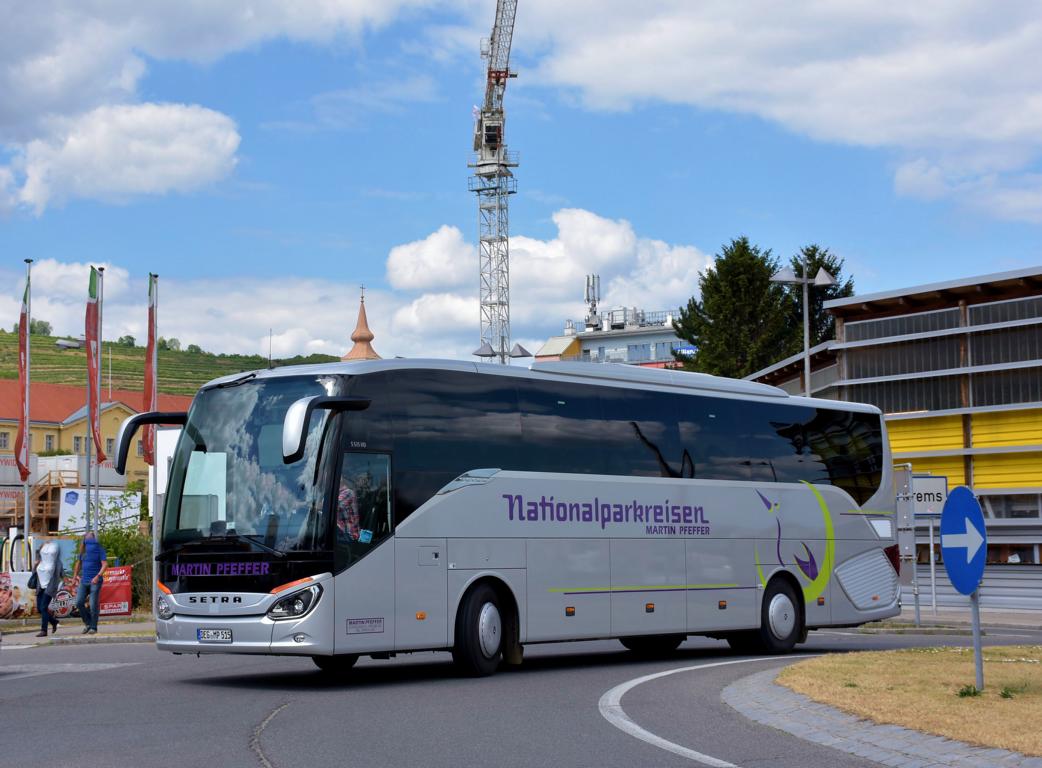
[72,531,108,635]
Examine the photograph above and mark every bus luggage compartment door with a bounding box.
[395,537,447,650]
[610,538,686,636]
[527,539,610,641]
[686,539,757,632]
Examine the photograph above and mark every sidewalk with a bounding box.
[897,605,1042,630]
[2,619,155,648]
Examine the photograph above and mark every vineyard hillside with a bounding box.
[0,331,339,396]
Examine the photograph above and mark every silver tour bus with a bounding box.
[115,360,900,676]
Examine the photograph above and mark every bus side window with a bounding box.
[334,452,392,572]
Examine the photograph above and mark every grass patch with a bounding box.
[777,645,1042,756]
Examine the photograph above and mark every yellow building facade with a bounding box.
[751,267,1042,565]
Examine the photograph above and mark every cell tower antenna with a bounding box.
[470,0,519,364]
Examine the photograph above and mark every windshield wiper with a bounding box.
[234,533,287,558]
[214,372,257,389]
[156,533,286,561]
[155,543,188,562]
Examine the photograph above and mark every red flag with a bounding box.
[86,266,107,462]
[143,274,158,465]
[14,280,31,482]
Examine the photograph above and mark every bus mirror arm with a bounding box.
[114,411,189,475]
[282,396,371,464]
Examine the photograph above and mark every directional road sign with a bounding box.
[940,486,987,596]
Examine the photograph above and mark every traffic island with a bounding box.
[777,646,1042,757]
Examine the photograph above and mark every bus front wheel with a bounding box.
[453,583,503,677]
[312,654,359,675]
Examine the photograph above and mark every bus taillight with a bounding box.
[884,544,900,576]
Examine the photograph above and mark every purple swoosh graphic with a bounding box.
[794,543,819,581]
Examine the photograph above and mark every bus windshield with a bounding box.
[161,375,344,552]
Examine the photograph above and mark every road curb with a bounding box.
[722,667,1042,768]
[4,634,154,648]
[44,635,154,647]
[858,628,974,636]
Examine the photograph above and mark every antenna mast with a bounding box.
[470,0,519,364]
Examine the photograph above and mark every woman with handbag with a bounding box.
[32,541,64,637]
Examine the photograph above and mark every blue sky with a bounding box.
[2,1,1041,359]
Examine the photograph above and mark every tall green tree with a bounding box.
[672,237,793,378]
[785,245,855,351]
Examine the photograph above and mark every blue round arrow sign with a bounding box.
[940,486,987,596]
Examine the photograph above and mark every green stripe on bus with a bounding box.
[548,584,739,593]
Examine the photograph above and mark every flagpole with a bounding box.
[95,267,105,526]
[149,274,159,597]
[85,274,93,533]
[23,259,32,566]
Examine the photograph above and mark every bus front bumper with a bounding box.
[156,604,334,656]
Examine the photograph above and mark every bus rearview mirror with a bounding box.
[114,411,188,475]
[282,396,371,464]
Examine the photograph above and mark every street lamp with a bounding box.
[771,256,836,397]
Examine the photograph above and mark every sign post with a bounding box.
[913,474,948,617]
[940,485,987,691]
[894,466,918,625]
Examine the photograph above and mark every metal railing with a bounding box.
[902,564,1042,612]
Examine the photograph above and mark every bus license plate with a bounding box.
[197,628,233,643]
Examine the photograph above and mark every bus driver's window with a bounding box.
[335,453,392,570]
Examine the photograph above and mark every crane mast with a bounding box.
[470,0,518,364]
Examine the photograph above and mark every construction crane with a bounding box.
[470,0,521,364]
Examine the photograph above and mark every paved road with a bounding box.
[3,626,1041,768]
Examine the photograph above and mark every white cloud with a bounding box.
[29,259,131,301]
[386,224,473,291]
[0,1,442,142]
[2,208,708,362]
[0,0,438,212]
[512,0,1042,223]
[387,207,710,354]
[9,104,240,213]
[894,159,951,202]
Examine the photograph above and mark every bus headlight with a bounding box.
[156,594,173,621]
[267,584,322,621]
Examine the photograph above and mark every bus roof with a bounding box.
[201,358,880,414]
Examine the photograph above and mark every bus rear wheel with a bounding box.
[620,634,685,657]
[730,579,802,654]
[453,583,503,677]
[312,654,359,675]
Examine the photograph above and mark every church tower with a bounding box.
[342,288,381,361]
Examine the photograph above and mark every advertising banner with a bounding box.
[15,277,31,482]
[1,565,134,619]
[86,265,106,462]
[0,571,33,619]
[46,576,80,620]
[143,273,158,466]
[58,488,141,531]
[98,565,133,616]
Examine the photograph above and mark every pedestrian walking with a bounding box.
[32,541,64,637]
[72,531,107,635]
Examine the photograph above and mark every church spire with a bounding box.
[343,285,381,360]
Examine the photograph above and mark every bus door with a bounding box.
[332,451,396,654]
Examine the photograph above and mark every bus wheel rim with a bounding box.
[768,593,795,640]
[478,602,502,658]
